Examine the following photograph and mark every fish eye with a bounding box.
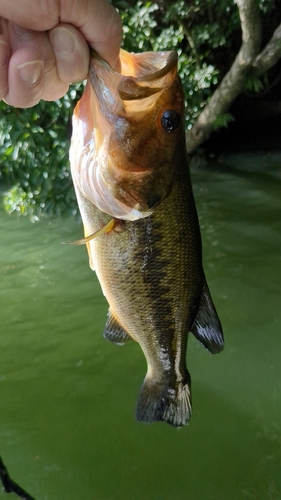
[160,109,181,132]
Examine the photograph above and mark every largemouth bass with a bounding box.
[69,49,224,427]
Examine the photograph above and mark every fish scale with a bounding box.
[70,49,224,427]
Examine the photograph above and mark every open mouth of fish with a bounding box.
[70,49,184,221]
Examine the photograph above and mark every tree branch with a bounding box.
[182,23,200,70]
[0,455,36,500]
[253,23,281,75]
[186,0,262,153]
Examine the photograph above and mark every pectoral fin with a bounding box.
[190,281,224,354]
[103,310,132,345]
[61,218,118,245]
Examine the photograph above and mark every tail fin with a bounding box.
[136,375,192,428]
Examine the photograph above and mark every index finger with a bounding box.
[60,0,122,69]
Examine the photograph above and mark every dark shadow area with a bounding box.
[205,73,281,155]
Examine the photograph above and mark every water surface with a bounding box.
[0,153,280,500]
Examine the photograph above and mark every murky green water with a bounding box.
[0,153,280,500]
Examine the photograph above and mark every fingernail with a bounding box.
[0,40,9,67]
[18,60,43,85]
[50,27,75,55]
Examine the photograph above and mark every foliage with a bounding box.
[212,112,235,131]
[0,85,85,220]
[243,75,267,93]
[0,0,277,218]
[0,85,84,219]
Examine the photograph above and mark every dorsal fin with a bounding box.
[103,309,132,345]
[190,281,224,354]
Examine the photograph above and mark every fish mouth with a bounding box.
[89,49,178,103]
[118,50,178,100]
[72,49,182,221]
[119,49,178,82]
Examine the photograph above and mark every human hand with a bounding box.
[0,0,122,107]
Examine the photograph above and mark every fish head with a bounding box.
[70,49,185,221]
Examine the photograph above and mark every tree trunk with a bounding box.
[185,0,281,153]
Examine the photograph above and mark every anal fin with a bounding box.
[103,309,132,345]
[191,280,224,354]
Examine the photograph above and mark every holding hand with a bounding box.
[0,0,122,107]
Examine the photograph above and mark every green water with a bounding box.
[0,153,280,500]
